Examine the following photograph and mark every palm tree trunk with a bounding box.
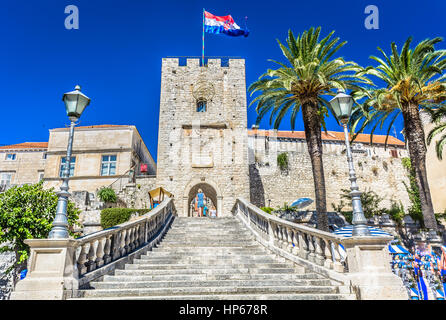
[402,103,437,231]
[301,102,329,231]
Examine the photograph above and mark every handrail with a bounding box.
[72,197,175,285]
[232,198,351,277]
[108,165,136,192]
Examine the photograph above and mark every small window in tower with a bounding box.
[196,99,207,112]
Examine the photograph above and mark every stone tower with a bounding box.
[156,58,250,217]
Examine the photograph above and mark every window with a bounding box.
[101,155,117,176]
[38,172,44,181]
[5,153,16,161]
[390,149,398,158]
[0,172,13,187]
[59,157,76,177]
[196,99,207,112]
[42,152,47,160]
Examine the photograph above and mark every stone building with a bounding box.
[154,58,250,217]
[0,142,48,190]
[421,113,446,213]
[43,124,156,193]
[1,57,443,218]
[248,129,411,211]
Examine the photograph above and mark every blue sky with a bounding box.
[2,0,445,160]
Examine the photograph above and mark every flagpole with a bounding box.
[202,8,205,67]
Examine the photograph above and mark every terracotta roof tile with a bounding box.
[248,129,405,146]
[0,142,48,150]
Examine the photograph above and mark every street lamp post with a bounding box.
[329,91,370,236]
[49,85,91,239]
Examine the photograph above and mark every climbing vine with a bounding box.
[401,157,424,227]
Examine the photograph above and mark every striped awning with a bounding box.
[410,288,420,298]
[388,245,410,254]
[333,225,392,238]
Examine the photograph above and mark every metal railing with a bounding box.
[108,166,136,192]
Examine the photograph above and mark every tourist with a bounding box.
[210,205,217,218]
[196,189,206,217]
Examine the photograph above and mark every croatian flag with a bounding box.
[204,11,249,37]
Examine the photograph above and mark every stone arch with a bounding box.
[182,178,223,217]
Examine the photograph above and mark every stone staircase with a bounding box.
[74,216,355,300]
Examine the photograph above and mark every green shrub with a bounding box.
[97,187,117,203]
[401,157,424,227]
[385,201,405,226]
[100,208,151,229]
[0,182,80,273]
[340,211,353,224]
[260,207,274,214]
[277,153,288,171]
[339,188,383,219]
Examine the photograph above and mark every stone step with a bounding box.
[152,242,266,252]
[169,226,245,231]
[158,243,258,248]
[146,249,270,256]
[72,293,355,300]
[73,216,351,300]
[137,255,287,263]
[90,279,333,290]
[126,262,297,269]
[163,235,254,241]
[163,233,253,238]
[78,285,339,298]
[103,273,324,282]
[114,267,303,276]
[140,255,285,262]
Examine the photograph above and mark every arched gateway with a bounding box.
[183,179,223,217]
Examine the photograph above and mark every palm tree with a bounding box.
[248,27,371,231]
[350,37,446,232]
[427,105,446,160]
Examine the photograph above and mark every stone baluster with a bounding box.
[332,242,345,273]
[144,220,149,244]
[291,230,300,255]
[278,225,286,249]
[125,228,131,253]
[137,224,143,247]
[298,232,309,259]
[86,240,97,272]
[286,228,294,253]
[77,242,90,276]
[95,237,106,268]
[270,223,278,246]
[74,245,83,277]
[128,227,135,251]
[103,235,112,264]
[323,239,333,269]
[120,229,127,256]
[307,234,315,263]
[313,236,325,266]
[112,232,121,260]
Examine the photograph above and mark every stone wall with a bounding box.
[421,112,446,213]
[118,175,157,209]
[248,134,411,212]
[0,148,46,186]
[0,250,15,300]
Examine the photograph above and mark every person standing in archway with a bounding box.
[196,189,206,217]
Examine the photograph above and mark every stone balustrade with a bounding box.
[11,198,175,300]
[232,198,409,300]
